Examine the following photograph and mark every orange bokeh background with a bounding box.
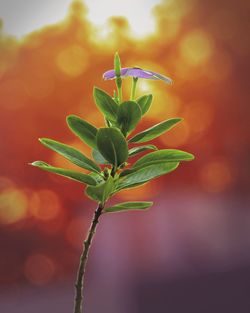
[0,0,249,312]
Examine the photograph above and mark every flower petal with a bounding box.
[103,68,130,80]
[123,68,154,79]
[103,67,173,84]
[103,69,116,80]
[147,71,173,84]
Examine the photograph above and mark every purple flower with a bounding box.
[103,67,173,84]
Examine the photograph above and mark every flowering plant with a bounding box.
[30,53,194,313]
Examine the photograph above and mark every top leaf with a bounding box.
[67,115,98,150]
[93,87,118,123]
[117,101,142,136]
[92,149,109,164]
[137,94,153,115]
[96,127,128,167]
[129,118,182,143]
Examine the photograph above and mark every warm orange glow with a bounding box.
[118,182,158,201]
[56,45,89,77]
[137,81,153,94]
[29,190,61,221]
[184,102,214,135]
[65,217,88,248]
[180,30,214,66]
[0,79,29,110]
[24,72,55,99]
[206,50,233,82]
[149,90,181,118]
[153,0,193,41]
[0,188,28,224]
[160,120,190,147]
[200,160,234,193]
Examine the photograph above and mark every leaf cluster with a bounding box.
[31,73,194,214]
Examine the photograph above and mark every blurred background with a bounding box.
[0,0,250,312]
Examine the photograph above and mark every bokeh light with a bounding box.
[200,160,234,193]
[24,253,56,286]
[180,29,214,66]
[56,45,89,77]
[160,120,190,147]
[0,188,28,225]
[29,190,61,221]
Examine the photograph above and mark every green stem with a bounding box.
[73,203,104,313]
[118,86,122,104]
[116,78,122,104]
[130,77,138,101]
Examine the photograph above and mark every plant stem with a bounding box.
[116,78,122,104]
[130,77,138,101]
[73,203,104,313]
[118,86,122,103]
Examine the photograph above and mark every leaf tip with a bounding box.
[30,160,47,167]
[38,137,46,144]
[189,153,195,160]
[66,115,72,124]
[66,114,77,128]
[66,114,75,120]
[93,86,99,95]
[176,117,183,122]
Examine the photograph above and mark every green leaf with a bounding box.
[85,176,115,203]
[111,182,149,196]
[137,94,153,115]
[128,145,157,157]
[93,87,118,122]
[117,101,142,136]
[133,149,195,169]
[96,127,128,167]
[92,149,109,164]
[129,118,182,143]
[39,138,101,173]
[89,172,105,184]
[116,162,179,191]
[67,115,97,149]
[30,161,97,185]
[104,201,153,213]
